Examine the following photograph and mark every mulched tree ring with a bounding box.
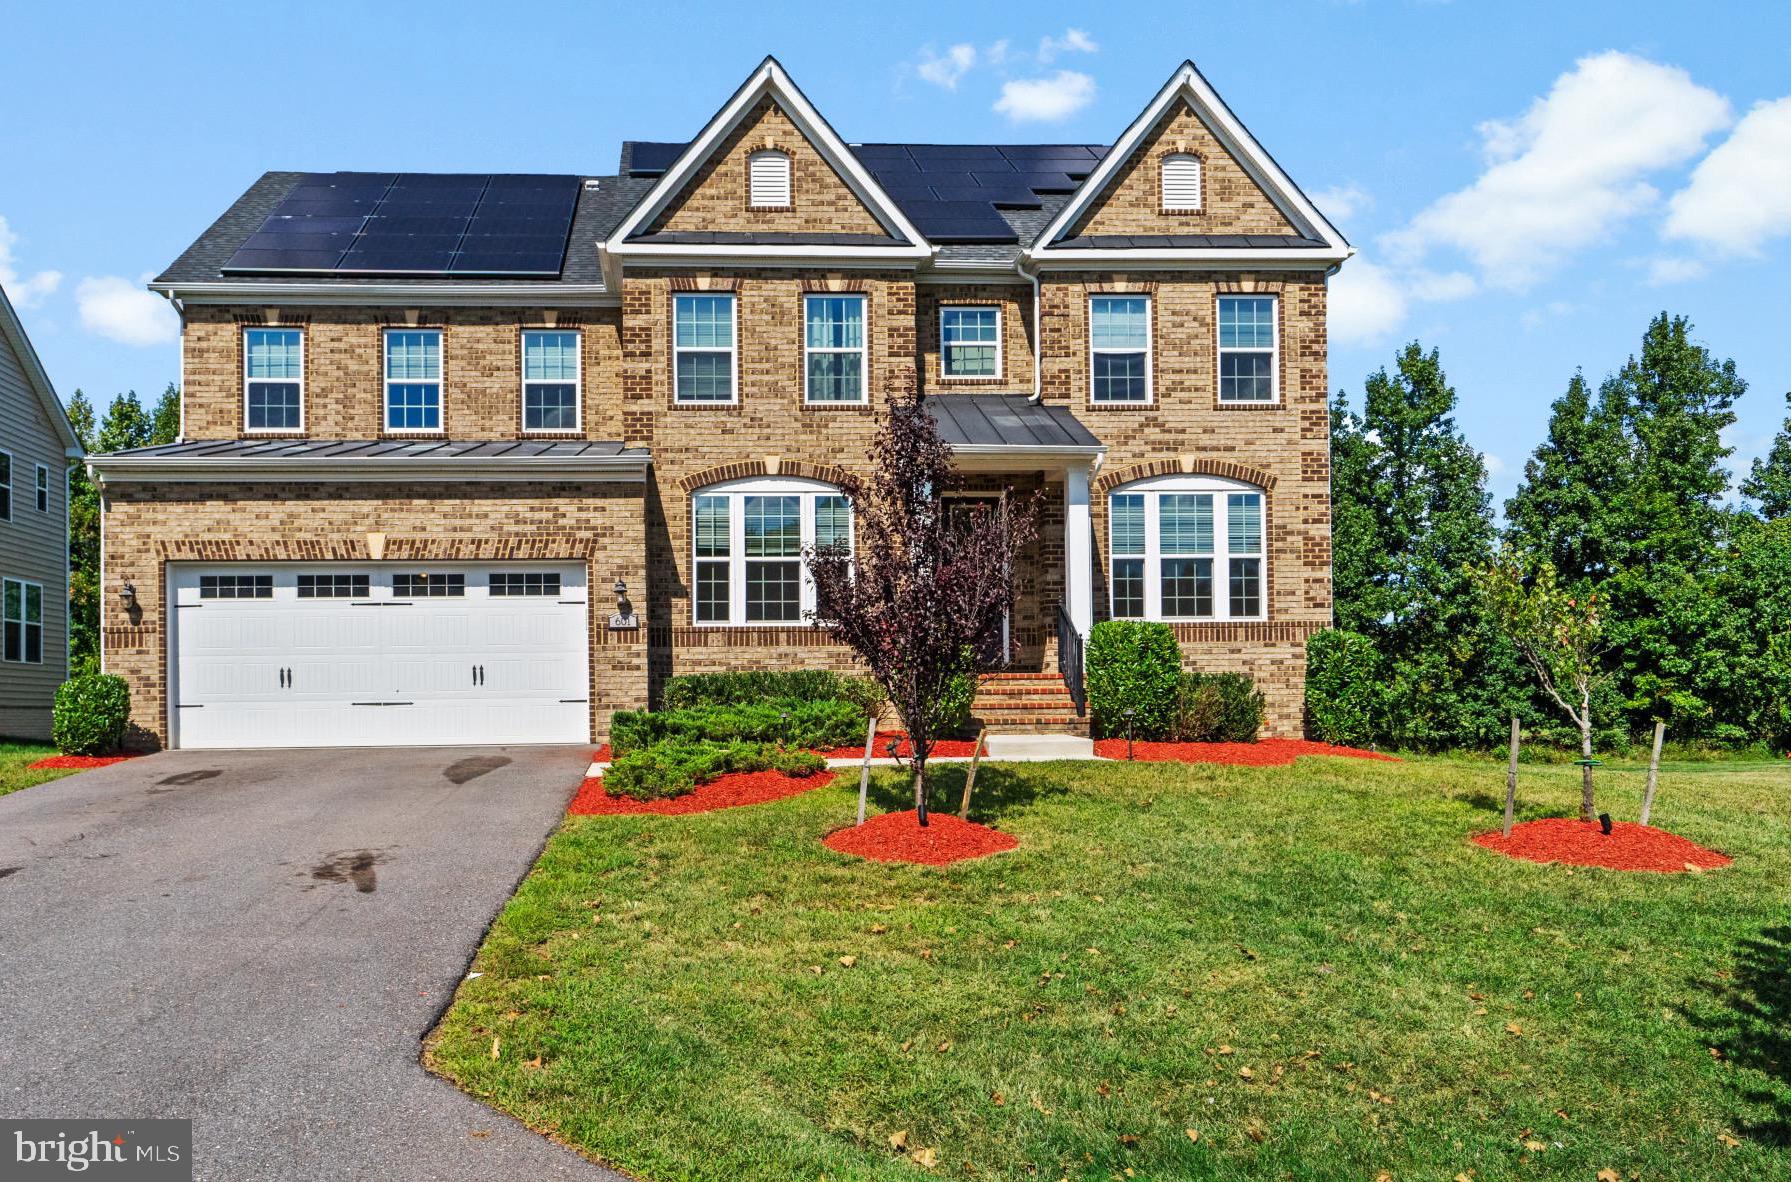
[568,767,836,816]
[27,754,140,770]
[1089,738,1398,766]
[823,809,1019,866]
[1472,817,1732,873]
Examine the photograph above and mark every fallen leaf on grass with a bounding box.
[523,1055,543,1071]
[1117,1134,1139,1147]
[1717,1132,1742,1148]
[1185,1129,1200,1144]
[839,955,858,968]
[809,965,823,975]
[1596,1170,1621,1182]
[1523,1139,1548,1152]
[1238,1067,1255,1080]
[1031,1096,1053,1116]
[1243,1117,1268,1143]
[1375,1173,1392,1182]
[1504,1022,1523,1036]
[991,1092,1004,1106]
[889,1130,909,1151]
[869,923,889,934]
[910,1147,939,1169]
[489,1037,501,1060]
[936,1040,952,1053]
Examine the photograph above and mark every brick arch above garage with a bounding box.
[1092,456,1278,496]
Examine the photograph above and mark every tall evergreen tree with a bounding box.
[1741,391,1791,520]
[1503,373,1631,580]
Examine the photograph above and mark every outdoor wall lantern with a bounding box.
[119,581,137,611]
[608,578,638,630]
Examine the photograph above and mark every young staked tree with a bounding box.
[1474,556,1606,821]
[806,395,1036,826]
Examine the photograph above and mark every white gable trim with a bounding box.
[1027,61,1351,260]
[0,283,81,455]
[605,57,932,258]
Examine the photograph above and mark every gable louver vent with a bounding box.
[1162,154,1202,212]
[749,150,792,208]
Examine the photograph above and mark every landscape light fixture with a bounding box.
[1599,812,1613,836]
[1122,707,1137,761]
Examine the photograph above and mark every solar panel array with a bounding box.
[222,173,582,277]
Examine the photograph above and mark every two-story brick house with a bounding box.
[87,58,1349,750]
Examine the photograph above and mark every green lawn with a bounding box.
[0,740,75,797]
[427,753,1791,1181]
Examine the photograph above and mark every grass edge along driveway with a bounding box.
[426,753,1790,1182]
[0,741,77,798]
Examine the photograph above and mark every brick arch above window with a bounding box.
[1093,456,1278,496]
[675,458,857,494]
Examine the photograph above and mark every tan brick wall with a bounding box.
[1070,100,1299,239]
[916,283,1036,393]
[648,97,886,237]
[99,481,648,748]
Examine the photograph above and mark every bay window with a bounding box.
[1106,476,1265,621]
[692,478,852,625]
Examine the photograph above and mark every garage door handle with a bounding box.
[351,701,415,707]
[471,664,485,686]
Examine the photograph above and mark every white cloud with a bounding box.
[0,215,63,309]
[76,275,176,346]
[1382,51,1731,289]
[1482,452,1507,477]
[1646,256,1709,285]
[994,70,1096,123]
[1328,259,1410,346]
[1037,28,1097,63]
[916,43,977,90]
[1663,95,1791,255]
[1311,183,1371,223]
[985,39,1012,67]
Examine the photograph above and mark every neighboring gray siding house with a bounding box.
[0,282,80,740]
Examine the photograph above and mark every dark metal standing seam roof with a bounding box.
[926,395,1103,450]
[97,439,646,461]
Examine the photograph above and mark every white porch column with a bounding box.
[1064,462,1094,641]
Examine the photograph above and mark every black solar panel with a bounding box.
[627,142,686,174]
[221,173,581,277]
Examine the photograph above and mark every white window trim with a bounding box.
[519,329,584,433]
[2,576,43,664]
[748,149,793,209]
[673,292,740,405]
[242,327,306,435]
[1088,294,1153,406]
[1216,293,1281,406]
[803,293,868,405]
[0,448,12,522]
[938,304,1003,382]
[1161,153,1202,212]
[34,463,49,513]
[383,328,446,434]
[690,476,853,626]
[1106,474,1267,622]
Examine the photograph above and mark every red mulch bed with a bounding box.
[817,732,983,760]
[591,745,612,763]
[568,767,836,816]
[1091,737,1397,766]
[26,754,139,770]
[1473,817,1732,873]
[823,810,1019,865]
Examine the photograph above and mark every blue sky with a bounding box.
[3,0,1787,503]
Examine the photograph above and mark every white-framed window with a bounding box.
[1218,295,1278,403]
[1090,295,1151,404]
[748,150,792,209]
[385,329,443,431]
[1162,154,1202,212]
[35,464,49,513]
[940,305,1001,379]
[1108,475,1265,621]
[0,449,11,520]
[2,578,42,663]
[244,327,304,432]
[691,476,852,625]
[804,294,867,404]
[521,330,581,431]
[674,293,737,403]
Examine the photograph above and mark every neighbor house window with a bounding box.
[748,150,792,208]
[385,329,443,430]
[804,294,866,403]
[1161,154,1202,212]
[1107,477,1265,621]
[1090,295,1150,403]
[35,464,49,513]
[0,450,11,520]
[940,306,1000,379]
[244,327,304,432]
[692,478,852,625]
[297,574,370,599]
[392,572,465,597]
[522,330,581,431]
[490,572,562,596]
[1217,295,1277,403]
[2,579,42,663]
[674,293,736,403]
[198,574,272,600]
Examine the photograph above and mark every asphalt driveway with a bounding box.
[0,745,627,1182]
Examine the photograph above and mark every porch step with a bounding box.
[983,733,1096,760]
[971,672,1087,736]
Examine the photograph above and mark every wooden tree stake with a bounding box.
[1503,714,1520,839]
[855,714,877,826]
[1640,718,1665,826]
[957,727,987,820]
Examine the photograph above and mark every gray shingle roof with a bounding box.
[927,394,1102,450]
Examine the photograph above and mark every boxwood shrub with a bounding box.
[662,670,885,718]
[609,697,867,755]
[52,674,131,755]
[1086,620,1182,739]
[603,739,825,801]
[1172,671,1265,742]
[1305,628,1380,746]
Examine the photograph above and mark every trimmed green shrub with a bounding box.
[1086,620,1181,739]
[602,739,825,800]
[662,670,884,717]
[609,697,867,755]
[1305,628,1380,746]
[1172,671,1264,742]
[938,667,976,736]
[53,674,131,755]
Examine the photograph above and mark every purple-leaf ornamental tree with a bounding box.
[806,394,1038,827]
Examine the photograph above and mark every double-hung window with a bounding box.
[692,479,852,625]
[940,306,1000,379]
[1218,295,1277,403]
[385,329,443,431]
[0,450,12,520]
[244,328,303,432]
[674,294,736,403]
[35,464,49,513]
[1107,478,1266,621]
[522,330,581,431]
[2,578,42,663]
[1090,296,1150,403]
[804,294,866,403]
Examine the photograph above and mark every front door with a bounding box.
[945,494,1010,667]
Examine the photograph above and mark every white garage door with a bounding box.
[169,563,589,749]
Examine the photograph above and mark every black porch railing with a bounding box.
[1056,603,1085,716]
